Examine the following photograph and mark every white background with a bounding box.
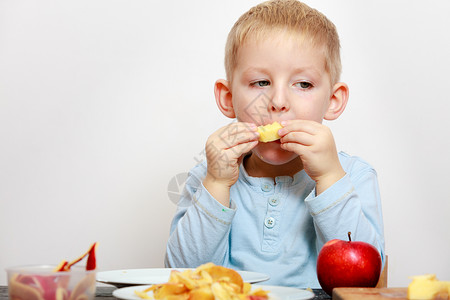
[1,0,449,288]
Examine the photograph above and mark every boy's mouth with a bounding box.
[260,120,281,126]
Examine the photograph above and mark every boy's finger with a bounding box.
[280,141,308,155]
[228,140,259,158]
[215,125,259,149]
[223,122,258,135]
[279,120,320,136]
[280,131,314,146]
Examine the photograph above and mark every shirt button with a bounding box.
[268,196,279,206]
[261,183,273,192]
[264,217,275,228]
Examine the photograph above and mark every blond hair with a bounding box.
[225,0,342,84]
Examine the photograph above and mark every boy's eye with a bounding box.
[252,80,270,87]
[295,81,312,89]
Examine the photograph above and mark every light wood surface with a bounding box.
[333,287,407,300]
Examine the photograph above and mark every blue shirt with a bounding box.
[165,152,385,288]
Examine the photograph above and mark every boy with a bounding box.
[165,0,384,288]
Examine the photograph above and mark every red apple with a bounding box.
[316,232,382,295]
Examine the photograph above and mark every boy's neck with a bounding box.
[244,153,304,180]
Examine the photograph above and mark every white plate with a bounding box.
[97,268,270,287]
[113,284,315,300]
[258,285,315,300]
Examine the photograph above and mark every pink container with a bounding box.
[6,265,96,300]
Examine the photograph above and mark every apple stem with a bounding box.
[348,231,352,242]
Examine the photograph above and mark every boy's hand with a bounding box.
[278,120,346,195]
[203,122,259,206]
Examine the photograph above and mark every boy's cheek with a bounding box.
[232,96,272,121]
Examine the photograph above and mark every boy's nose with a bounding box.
[269,93,289,113]
[269,101,288,112]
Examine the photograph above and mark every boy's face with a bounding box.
[229,32,336,166]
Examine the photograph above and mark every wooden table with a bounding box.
[0,286,116,300]
[0,285,331,299]
[333,287,408,300]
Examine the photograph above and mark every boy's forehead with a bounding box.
[236,30,327,66]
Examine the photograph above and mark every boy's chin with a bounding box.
[253,142,298,166]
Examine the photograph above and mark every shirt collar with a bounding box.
[239,162,313,188]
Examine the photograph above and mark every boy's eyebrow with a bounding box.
[241,66,323,78]
[291,66,323,78]
[241,67,270,76]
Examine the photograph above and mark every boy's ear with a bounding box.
[214,79,236,119]
[324,82,349,121]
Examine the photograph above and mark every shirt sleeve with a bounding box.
[304,157,386,267]
[164,164,237,268]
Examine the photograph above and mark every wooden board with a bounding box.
[333,287,408,300]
